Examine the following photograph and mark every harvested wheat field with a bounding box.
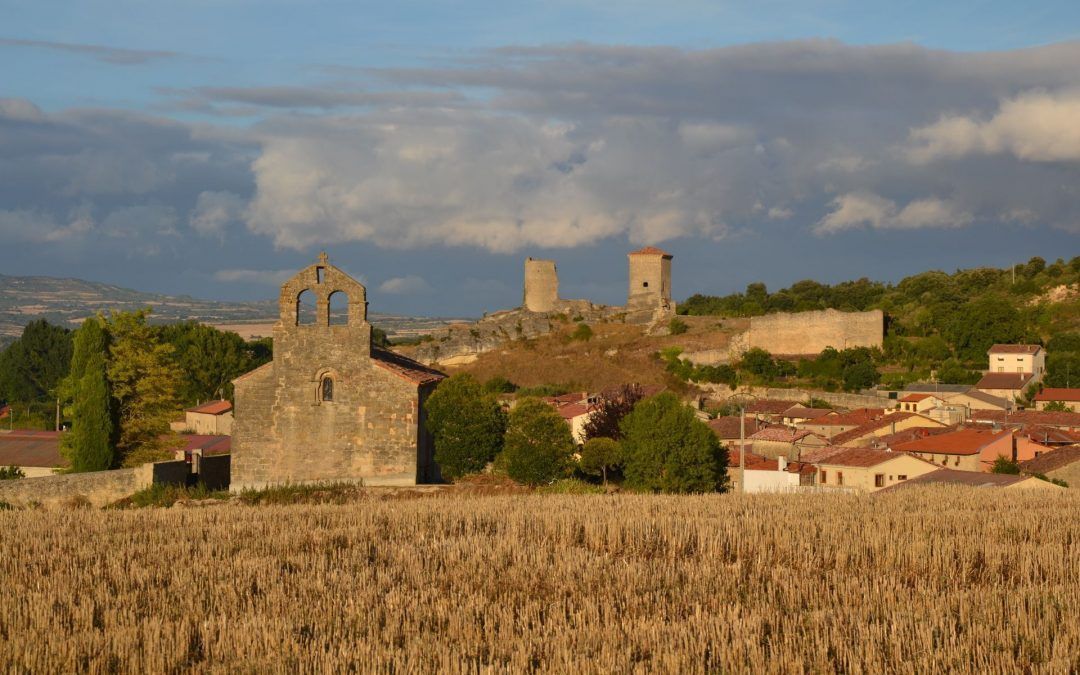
[2,489,1078,673]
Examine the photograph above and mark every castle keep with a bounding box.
[231,253,445,490]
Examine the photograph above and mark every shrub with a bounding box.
[571,323,593,342]
[122,482,229,508]
[620,392,726,493]
[425,374,507,480]
[668,318,689,335]
[538,478,605,494]
[238,482,362,506]
[1043,400,1075,412]
[0,466,25,480]
[991,456,1021,475]
[483,376,518,394]
[501,398,575,486]
[579,437,622,484]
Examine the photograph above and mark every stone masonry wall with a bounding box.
[744,309,883,356]
[0,459,189,509]
[523,258,558,313]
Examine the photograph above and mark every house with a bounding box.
[986,344,1045,379]
[969,410,1080,431]
[811,447,938,492]
[0,430,65,477]
[829,412,947,447]
[781,405,835,426]
[890,427,1037,472]
[897,393,946,414]
[554,402,595,445]
[974,372,1035,403]
[1033,388,1080,412]
[942,389,1012,413]
[724,449,804,493]
[1013,425,1080,448]
[231,253,447,490]
[796,408,889,438]
[743,399,802,423]
[706,416,766,447]
[747,427,828,461]
[878,468,1063,491]
[173,400,233,435]
[1020,445,1080,487]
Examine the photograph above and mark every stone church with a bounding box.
[231,253,446,490]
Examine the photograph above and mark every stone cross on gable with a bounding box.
[318,251,329,265]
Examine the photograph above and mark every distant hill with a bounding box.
[0,274,465,342]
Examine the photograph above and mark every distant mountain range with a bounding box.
[0,274,466,345]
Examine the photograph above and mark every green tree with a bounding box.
[424,373,506,480]
[579,437,622,485]
[501,398,575,485]
[157,322,271,405]
[0,319,73,403]
[991,456,1021,475]
[483,376,518,394]
[740,348,778,379]
[104,311,182,465]
[620,392,726,493]
[936,359,980,385]
[842,361,881,392]
[945,298,1026,362]
[1045,351,1080,388]
[60,317,115,472]
[1043,400,1074,412]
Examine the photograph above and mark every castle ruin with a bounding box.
[231,253,446,489]
[523,258,559,312]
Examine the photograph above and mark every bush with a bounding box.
[1043,400,1075,413]
[668,318,689,335]
[571,323,593,342]
[620,392,726,493]
[991,456,1021,475]
[483,376,518,394]
[121,482,229,508]
[501,398,575,486]
[425,374,507,480]
[238,482,362,506]
[579,437,622,484]
[538,478,605,494]
[0,465,25,480]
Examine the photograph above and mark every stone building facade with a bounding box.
[523,258,559,312]
[626,246,675,324]
[231,253,446,490]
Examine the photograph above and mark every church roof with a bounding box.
[371,348,447,386]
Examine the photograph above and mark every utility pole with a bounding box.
[55,397,60,432]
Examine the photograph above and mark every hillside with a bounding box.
[0,274,463,343]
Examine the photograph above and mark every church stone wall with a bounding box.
[745,309,883,356]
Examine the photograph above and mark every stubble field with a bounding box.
[1,489,1078,673]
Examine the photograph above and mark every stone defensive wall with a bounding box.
[706,385,892,410]
[744,309,883,356]
[0,459,190,509]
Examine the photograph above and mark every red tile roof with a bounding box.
[544,392,590,407]
[1019,445,1080,474]
[799,445,857,464]
[745,399,802,415]
[880,468,1037,490]
[1034,388,1080,403]
[371,348,447,386]
[1015,425,1080,445]
[176,435,232,456]
[829,412,934,445]
[899,393,933,403]
[0,431,65,468]
[806,408,887,427]
[186,400,232,415]
[891,427,1009,456]
[555,403,594,420]
[970,410,1080,430]
[987,344,1042,355]
[724,448,780,471]
[706,416,765,439]
[627,246,672,257]
[870,426,955,448]
[782,405,835,420]
[749,427,824,443]
[976,372,1034,390]
[812,447,926,468]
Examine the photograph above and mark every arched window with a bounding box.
[321,375,334,402]
[297,289,316,325]
[328,291,349,326]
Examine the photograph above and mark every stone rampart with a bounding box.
[743,309,883,356]
[0,459,190,509]
[706,385,891,410]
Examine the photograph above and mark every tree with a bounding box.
[579,437,622,485]
[1043,400,1074,413]
[740,348,778,379]
[583,384,645,441]
[620,392,726,493]
[157,322,270,405]
[842,361,881,392]
[990,456,1021,475]
[501,398,575,486]
[936,359,981,385]
[945,298,1026,362]
[1045,351,1080,388]
[60,317,114,472]
[104,311,182,465]
[424,373,506,480]
[0,319,73,403]
[483,376,518,394]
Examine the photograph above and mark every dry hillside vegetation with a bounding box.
[2,489,1078,672]
[448,315,742,392]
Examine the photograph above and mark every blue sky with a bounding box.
[2,1,1079,316]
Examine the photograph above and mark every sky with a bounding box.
[2,0,1079,317]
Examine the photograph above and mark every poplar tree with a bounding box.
[60,317,114,472]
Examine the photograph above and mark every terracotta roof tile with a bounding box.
[807,408,888,427]
[707,416,765,439]
[829,412,935,445]
[970,410,1080,429]
[1033,388,1080,403]
[748,427,823,443]
[1019,445,1080,474]
[891,427,1009,456]
[186,400,232,415]
[0,431,65,468]
[555,402,594,420]
[881,468,1033,490]
[813,447,926,468]
[899,393,933,403]
[371,347,447,386]
[976,372,1034,390]
[176,435,232,456]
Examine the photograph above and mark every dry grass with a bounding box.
[2,488,1078,673]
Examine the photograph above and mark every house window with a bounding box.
[997,367,1004,373]
[820,471,827,484]
[837,472,844,486]
[897,475,907,481]
[321,376,334,402]
[874,474,885,488]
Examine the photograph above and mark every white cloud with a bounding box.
[189,191,245,239]
[212,269,294,285]
[378,275,431,294]
[908,89,1080,163]
[815,193,973,234]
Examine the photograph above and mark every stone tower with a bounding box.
[523,257,559,312]
[626,246,674,322]
[231,252,445,490]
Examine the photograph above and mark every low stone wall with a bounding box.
[708,386,892,410]
[0,459,190,509]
